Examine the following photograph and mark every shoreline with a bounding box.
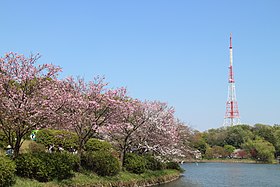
[109,171,181,187]
[138,173,181,187]
[183,159,278,164]
[15,169,181,187]
[185,159,255,163]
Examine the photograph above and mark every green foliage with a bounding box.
[84,138,112,152]
[81,152,96,171]
[124,153,146,174]
[36,129,78,150]
[15,152,79,182]
[253,124,276,144]
[0,156,16,187]
[15,153,41,180]
[15,169,180,187]
[224,125,254,148]
[252,124,280,157]
[204,146,226,159]
[213,146,226,158]
[28,141,46,153]
[224,145,235,156]
[165,161,182,172]
[92,151,120,176]
[201,124,278,160]
[143,154,164,171]
[255,139,275,163]
[48,152,80,179]
[81,151,120,176]
[204,128,227,147]
[236,124,253,131]
[0,131,9,149]
[190,132,208,154]
[273,129,280,156]
[191,124,280,160]
[242,138,276,163]
[204,146,213,159]
[202,125,254,149]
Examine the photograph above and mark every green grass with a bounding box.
[15,170,180,187]
[20,140,34,153]
[14,178,47,187]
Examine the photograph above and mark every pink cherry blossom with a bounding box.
[0,52,62,157]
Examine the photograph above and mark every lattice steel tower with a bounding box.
[223,34,241,126]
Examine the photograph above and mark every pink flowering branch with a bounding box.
[0,52,62,158]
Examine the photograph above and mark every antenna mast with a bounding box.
[223,33,241,126]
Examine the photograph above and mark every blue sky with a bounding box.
[1,1,280,131]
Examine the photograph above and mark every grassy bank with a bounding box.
[14,169,180,187]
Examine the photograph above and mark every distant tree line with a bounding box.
[189,124,280,163]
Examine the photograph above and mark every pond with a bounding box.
[159,163,280,187]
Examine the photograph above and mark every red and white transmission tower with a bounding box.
[223,33,241,126]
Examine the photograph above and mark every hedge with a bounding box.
[124,153,146,174]
[36,129,78,151]
[84,138,112,152]
[143,154,164,171]
[15,152,79,182]
[0,156,16,187]
[81,151,120,176]
[166,161,183,172]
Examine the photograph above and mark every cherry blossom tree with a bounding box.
[132,102,171,150]
[173,121,193,160]
[103,100,192,164]
[0,52,62,157]
[0,51,192,164]
[133,102,183,159]
[102,98,151,166]
[59,77,126,159]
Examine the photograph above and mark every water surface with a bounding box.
[159,163,280,187]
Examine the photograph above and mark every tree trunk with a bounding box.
[121,135,130,168]
[121,148,126,168]
[13,137,22,159]
[77,138,85,171]
[121,142,128,168]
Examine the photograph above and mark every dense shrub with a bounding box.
[0,131,8,149]
[28,141,46,153]
[15,153,42,180]
[0,156,16,187]
[166,161,182,171]
[143,155,164,171]
[48,152,80,179]
[81,151,120,176]
[124,153,146,174]
[35,129,54,147]
[93,151,120,176]
[15,152,79,182]
[36,129,78,151]
[84,138,112,152]
[81,152,96,171]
